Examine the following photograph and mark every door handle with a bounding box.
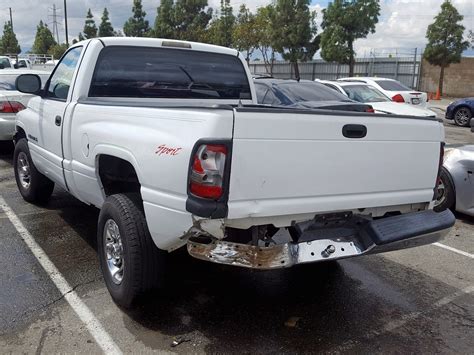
[55,115,62,126]
[342,124,367,139]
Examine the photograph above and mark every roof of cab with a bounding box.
[91,37,239,57]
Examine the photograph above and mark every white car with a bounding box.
[14,37,454,307]
[0,56,14,69]
[0,69,51,141]
[13,58,33,69]
[319,80,437,117]
[338,77,428,107]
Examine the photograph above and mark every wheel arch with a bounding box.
[94,146,143,198]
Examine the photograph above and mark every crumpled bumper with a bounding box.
[187,209,455,269]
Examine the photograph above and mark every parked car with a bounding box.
[12,58,33,69]
[434,145,474,216]
[338,77,428,107]
[318,80,437,117]
[0,69,51,141]
[445,97,474,127]
[14,37,454,308]
[254,78,374,112]
[0,56,14,69]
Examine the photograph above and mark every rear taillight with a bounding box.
[189,143,229,200]
[0,101,25,113]
[392,94,405,103]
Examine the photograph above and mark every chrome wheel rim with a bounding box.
[434,178,446,207]
[454,108,470,125]
[17,152,31,189]
[104,219,124,285]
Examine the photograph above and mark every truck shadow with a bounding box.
[121,249,465,353]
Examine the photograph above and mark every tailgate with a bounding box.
[227,108,443,219]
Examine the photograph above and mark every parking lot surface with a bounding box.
[0,116,473,354]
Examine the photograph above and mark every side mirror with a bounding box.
[16,74,42,95]
[13,64,19,69]
[0,64,4,69]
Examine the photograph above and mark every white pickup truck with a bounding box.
[14,38,455,307]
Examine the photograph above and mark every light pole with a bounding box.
[64,0,69,46]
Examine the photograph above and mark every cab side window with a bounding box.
[46,47,83,100]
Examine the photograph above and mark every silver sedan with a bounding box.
[435,145,474,216]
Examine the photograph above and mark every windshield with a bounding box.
[90,46,251,100]
[375,80,411,91]
[275,82,351,103]
[343,85,390,103]
[0,58,11,69]
[0,74,50,91]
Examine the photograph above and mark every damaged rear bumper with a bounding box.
[187,209,455,269]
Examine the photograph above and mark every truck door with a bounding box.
[35,47,83,189]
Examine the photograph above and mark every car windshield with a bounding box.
[89,46,252,100]
[276,82,351,103]
[0,58,11,69]
[375,80,411,91]
[343,85,390,103]
[0,74,50,91]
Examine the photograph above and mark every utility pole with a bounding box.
[64,0,69,46]
[49,4,61,44]
[9,7,13,31]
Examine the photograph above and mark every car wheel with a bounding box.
[97,193,167,308]
[13,138,55,204]
[453,107,472,127]
[434,168,455,212]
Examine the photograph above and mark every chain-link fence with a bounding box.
[249,48,422,89]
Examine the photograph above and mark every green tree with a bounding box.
[123,0,150,37]
[272,0,319,80]
[424,0,469,95]
[152,0,175,38]
[32,20,56,54]
[47,43,68,59]
[320,0,380,76]
[254,5,276,75]
[99,8,115,37]
[174,0,212,41]
[83,9,98,39]
[0,22,21,54]
[232,5,258,62]
[212,0,235,47]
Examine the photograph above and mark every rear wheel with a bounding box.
[453,107,472,127]
[434,168,455,212]
[13,138,54,204]
[97,193,167,308]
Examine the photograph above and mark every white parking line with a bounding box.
[433,242,474,259]
[0,196,122,355]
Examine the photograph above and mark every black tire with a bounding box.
[97,193,167,308]
[434,168,455,212]
[453,107,472,127]
[13,138,54,204]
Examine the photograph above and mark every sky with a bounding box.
[1,0,473,56]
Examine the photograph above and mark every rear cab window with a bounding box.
[89,46,252,100]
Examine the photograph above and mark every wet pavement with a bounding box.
[0,117,473,354]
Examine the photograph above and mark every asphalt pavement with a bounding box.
[0,111,473,354]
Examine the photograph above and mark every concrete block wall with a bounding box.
[419,58,474,98]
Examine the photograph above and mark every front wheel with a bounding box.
[13,138,54,204]
[453,107,472,127]
[434,168,455,212]
[97,193,167,308]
